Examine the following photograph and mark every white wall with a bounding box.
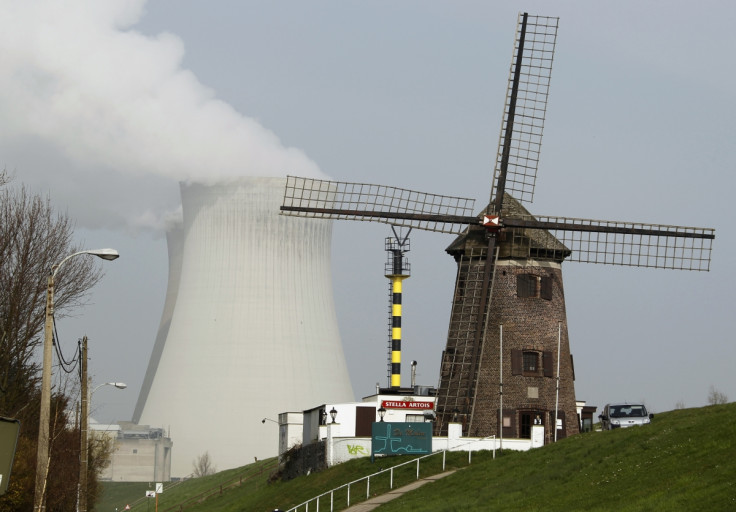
[324,423,533,466]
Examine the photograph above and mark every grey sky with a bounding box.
[2,1,733,425]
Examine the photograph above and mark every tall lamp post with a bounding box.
[79,376,126,512]
[33,248,119,512]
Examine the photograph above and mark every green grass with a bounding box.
[97,481,150,510]
[98,460,277,511]
[99,403,736,511]
[380,404,736,511]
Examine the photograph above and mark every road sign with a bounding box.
[0,417,20,495]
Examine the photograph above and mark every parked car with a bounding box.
[598,403,653,430]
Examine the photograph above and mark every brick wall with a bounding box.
[468,261,579,440]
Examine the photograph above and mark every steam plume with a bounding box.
[0,0,322,230]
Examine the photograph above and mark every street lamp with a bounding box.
[91,382,127,395]
[377,407,386,422]
[80,380,126,512]
[33,248,119,512]
[326,408,338,467]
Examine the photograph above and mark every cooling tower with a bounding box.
[134,176,355,477]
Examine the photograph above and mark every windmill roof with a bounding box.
[446,194,571,262]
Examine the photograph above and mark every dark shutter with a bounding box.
[570,353,576,381]
[550,410,567,440]
[543,351,554,377]
[517,274,537,298]
[499,408,516,438]
[540,276,553,300]
[557,410,567,439]
[355,407,376,437]
[511,349,522,375]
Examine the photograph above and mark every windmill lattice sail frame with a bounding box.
[282,175,477,234]
[492,13,558,207]
[503,214,713,271]
[282,176,714,271]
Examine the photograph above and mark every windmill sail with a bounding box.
[281,175,476,234]
[491,13,558,209]
[503,215,714,270]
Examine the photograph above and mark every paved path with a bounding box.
[343,470,457,511]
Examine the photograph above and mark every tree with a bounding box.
[86,430,115,507]
[0,175,110,511]
[707,385,728,405]
[0,178,104,418]
[193,452,217,478]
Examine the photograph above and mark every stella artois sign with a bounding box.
[381,398,433,410]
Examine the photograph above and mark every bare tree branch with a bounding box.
[193,451,217,477]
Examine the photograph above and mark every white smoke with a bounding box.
[0,0,323,231]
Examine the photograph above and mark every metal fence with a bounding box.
[286,446,492,512]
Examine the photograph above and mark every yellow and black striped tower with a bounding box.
[385,229,410,389]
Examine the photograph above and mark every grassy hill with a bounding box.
[99,403,736,511]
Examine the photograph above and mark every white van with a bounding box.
[599,403,653,430]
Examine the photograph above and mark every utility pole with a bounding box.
[33,274,54,512]
[79,336,89,512]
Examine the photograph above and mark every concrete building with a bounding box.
[133,177,355,477]
[91,422,172,482]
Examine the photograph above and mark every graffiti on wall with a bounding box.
[371,422,432,456]
[346,444,369,456]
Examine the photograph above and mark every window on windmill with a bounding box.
[540,276,553,300]
[523,351,539,374]
[517,274,538,298]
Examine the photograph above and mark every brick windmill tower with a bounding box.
[280,13,714,443]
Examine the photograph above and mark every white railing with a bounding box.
[287,450,446,512]
[287,437,495,512]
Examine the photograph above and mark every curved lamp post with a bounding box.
[33,248,119,512]
[91,382,127,396]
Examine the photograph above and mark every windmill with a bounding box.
[280,13,714,441]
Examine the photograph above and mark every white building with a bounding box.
[276,391,537,469]
[134,177,355,477]
[91,422,172,482]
